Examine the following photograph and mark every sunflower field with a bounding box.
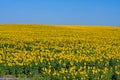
[0,24,120,80]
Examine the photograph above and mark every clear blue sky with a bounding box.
[0,0,120,26]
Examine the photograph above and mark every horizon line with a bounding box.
[0,23,120,27]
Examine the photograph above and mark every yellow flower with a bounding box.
[61,68,65,74]
[50,57,53,61]
[80,71,86,75]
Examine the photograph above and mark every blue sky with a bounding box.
[0,0,120,26]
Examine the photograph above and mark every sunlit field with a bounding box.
[0,24,120,80]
